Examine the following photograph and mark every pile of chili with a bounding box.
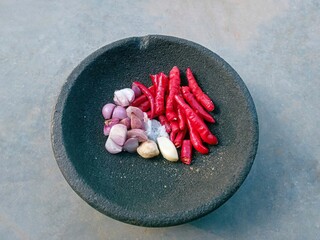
[158,115,171,133]
[154,73,168,116]
[131,66,218,165]
[181,86,215,123]
[166,66,180,121]
[180,140,192,165]
[186,68,215,111]
[133,81,155,119]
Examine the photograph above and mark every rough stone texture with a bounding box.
[52,35,258,227]
[0,0,319,239]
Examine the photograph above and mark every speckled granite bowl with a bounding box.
[51,35,258,227]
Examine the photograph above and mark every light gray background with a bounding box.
[1,1,319,239]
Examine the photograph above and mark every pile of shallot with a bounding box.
[103,89,175,161]
[102,66,218,165]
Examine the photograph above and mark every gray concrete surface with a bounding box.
[1,0,319,239]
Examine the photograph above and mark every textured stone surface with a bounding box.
[52,35,258,227]
[1,0,319,239]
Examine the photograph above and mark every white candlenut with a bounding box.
[137,140,160,159]
[157,137,179,162]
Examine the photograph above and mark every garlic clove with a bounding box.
[137,140,160,159]
[119,117,131,129]
[105,137,122,154]
[132,83,142,97]
[127,129,148,142]
[113,88,135,107]
[103,118,120,136]
[125,88,135,103]
[114,90,129,106]
[112,106,127,120]
[126,106,144,120]
[102,103,116,119]
[109,124,127,146]
[157,137,179,162]
[131,113,143,129]
[123,138,139,153]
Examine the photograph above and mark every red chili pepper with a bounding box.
[148,85,156,97]
[175,95,218,145]
[174,128,187,148]
[150,74,159,90]
[170,120,179,142]
[132,94,148,107]
[133,81,155,119]
[186,68,215,111]
[155,72,169,116]
[131,85,155,106]
[177,104,187,130]
[166,66,181,121]
[171,120,179,134]
[186,117,208,154]
[181,140,192,165]
[181,86,215,123]
[170,131,176,142]
[158,115,171,133]
[137,100,150,112]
